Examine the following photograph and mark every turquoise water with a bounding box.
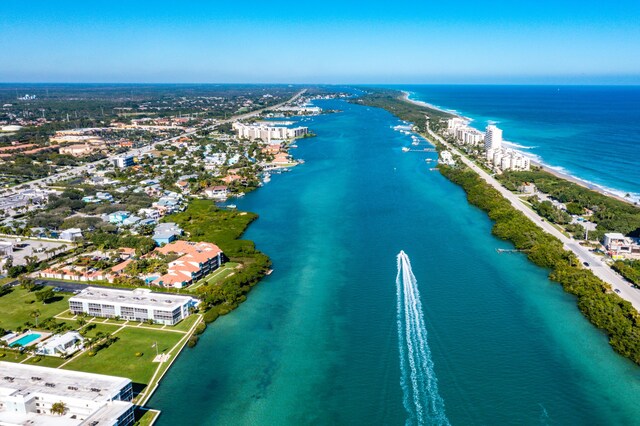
[149,98,640,424]
[398,85,640,201]
[10,333,41,347]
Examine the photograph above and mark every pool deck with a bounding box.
[6,331,52,347]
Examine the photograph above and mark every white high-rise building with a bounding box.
[484,125,503,151]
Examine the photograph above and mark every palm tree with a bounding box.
[30,309,41,328]
[50,401,67,416]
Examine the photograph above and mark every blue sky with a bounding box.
[2,0,639,83]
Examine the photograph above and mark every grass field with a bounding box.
[63,327,183,385]
[0,286,71,330]
[187,262,239,292]
[23,355,67,368]
[0,349,29,362]
[135,408,161,426]
[167,313,199,332]
[79,322,122,338]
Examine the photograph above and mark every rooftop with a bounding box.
[0,361,130,402]
[69,286,197,310]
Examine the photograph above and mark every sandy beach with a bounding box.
[400,90,638,206]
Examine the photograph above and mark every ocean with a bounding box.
[398,85,640,202]
[148,95,640,425]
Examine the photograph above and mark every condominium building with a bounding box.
[69,287,199,325]
[152,240,224,288]
[0,361,134,426]
[112,155,134,168]
[446,117,467,132]
[487,148,531,171]
[455,127,485,145]
[484,125,503,151]
[232,122,308,142]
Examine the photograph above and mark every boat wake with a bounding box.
[396,251,450,426]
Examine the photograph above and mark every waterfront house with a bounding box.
[204,185,229,200]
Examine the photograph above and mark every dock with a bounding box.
[404,148,436,153]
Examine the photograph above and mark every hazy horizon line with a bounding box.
[1,81,640,87]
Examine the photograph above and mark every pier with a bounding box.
[403,148,436,152]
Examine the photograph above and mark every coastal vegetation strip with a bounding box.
[350,88,453,132]
[358,88,640,365]
[438,163,640,364]
[164,199,271,323]
[498,170,640,240]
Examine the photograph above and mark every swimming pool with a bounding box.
[10,333,41,347]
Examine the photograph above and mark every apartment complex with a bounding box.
[152,240,224,288]
[486,148,531,171]
[484,124,503,151]
[112,155,134,168]
[0,361,134,426]
[232,122,308,141]
[69,287,199,325]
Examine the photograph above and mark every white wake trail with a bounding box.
[396,255,413,424]
[396,251,450,426]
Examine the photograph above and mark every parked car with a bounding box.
[583,262,590,267]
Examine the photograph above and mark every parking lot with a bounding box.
[0,237,71,266]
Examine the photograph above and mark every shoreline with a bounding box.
[401,90,638,206]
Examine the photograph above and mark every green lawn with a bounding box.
[135,408,161,426]
[23,355,67,368]
[0,349,29,363]
[188,262,239,292]
[79,323,122,338]
[62,327,183,385]
[170,314,199,332]
[0,286,70,330]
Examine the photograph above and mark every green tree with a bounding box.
[30,309,41,328]
[35,288,55,304]
[50,401,67,416]
[19,275,37,291]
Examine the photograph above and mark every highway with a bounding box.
[8,89,307,193]
[427,126,640,311]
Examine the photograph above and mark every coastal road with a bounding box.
[10,89,307,193]
[427,127,640,311]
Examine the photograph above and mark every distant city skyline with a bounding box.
[2,0,639,84]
